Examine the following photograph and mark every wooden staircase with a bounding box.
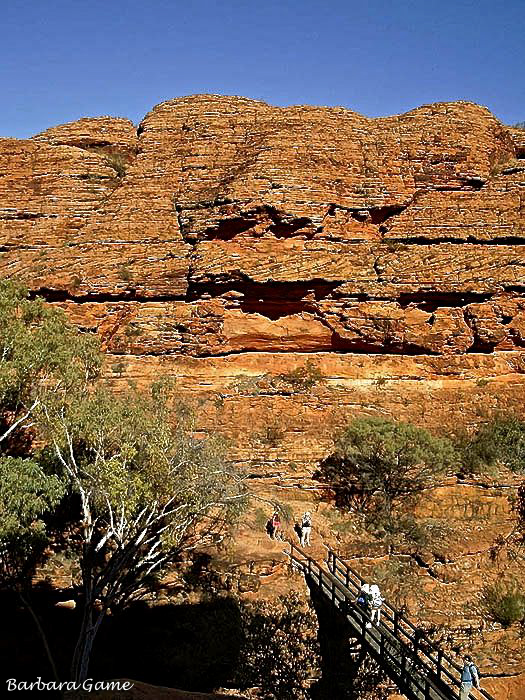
[288,542,495,700]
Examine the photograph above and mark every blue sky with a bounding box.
[1,0,524,137]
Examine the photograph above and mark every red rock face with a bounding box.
[1,96,525,466]
[3,99,525,694]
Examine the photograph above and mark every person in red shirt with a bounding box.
[271,510,282,540]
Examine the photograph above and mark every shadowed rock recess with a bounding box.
[3,96,525,696]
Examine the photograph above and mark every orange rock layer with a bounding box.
[1,95,525,466]
[3,96,525,698]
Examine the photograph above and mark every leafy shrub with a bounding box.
[254,507,269,530]
[276,360,324,391]
[481,580,525,628]
[261,424,285,447]
[314,417,456,524]
[117,264,133,282]
[464,415,525,474]
[105,152,127,177]
[231,363,323,397]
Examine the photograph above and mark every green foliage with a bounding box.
[231,361,324,396]
[0,457,64,589]
[275,360,324,391]
[0,279,101,451]
[261,423,285,447]
[512,121,525,130]
[464,415,525,474]
[41,382,246,549]
[117,264,133,282]
[38,379,247,680]
[111,361,126,376]
[481,580,525,628]
[314,417,456,523]
[234,592,319,700]
[254,507,269,530]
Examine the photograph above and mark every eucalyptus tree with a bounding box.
[0,279,98,678]
[39,382,247,682]
[0,279,100,451]
[0,280,247,681]
[0,456,65,680]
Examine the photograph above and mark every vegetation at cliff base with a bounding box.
[0,280,246,683]
[481,580,525,628]
[462,414,525,474]
[234,592,319,700]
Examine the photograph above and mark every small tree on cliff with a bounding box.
[466,415,525,556]
[314,417,456,527]
[39,381,247,682]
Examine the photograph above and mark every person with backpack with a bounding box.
[300,511,312,547]
[460,655,480,699]
[369,584,384,625]
[356,583,373,628]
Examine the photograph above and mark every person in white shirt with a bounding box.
[300,511,312,547]
[369,584,384,625]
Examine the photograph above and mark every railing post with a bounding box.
[437,649,443,678]
[345,569,350,588]
[400,651,406,682]
[361,606,367,638]
[424,678,430,700]
[331,578,336,603]
[394,610,399,637]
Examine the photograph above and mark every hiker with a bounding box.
[300,511,312,547]
[356,583,372,628]
[459,655,480,699]
[270,510,282,540]
[369,584,384,625]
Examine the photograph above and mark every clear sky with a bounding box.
[1,0,524,138]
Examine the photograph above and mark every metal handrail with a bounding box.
[289,543,440,698]
[287,542,494,700]
[324,547,495,700]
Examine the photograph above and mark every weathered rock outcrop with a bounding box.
[1,95,525,461]
[2,97,525,696]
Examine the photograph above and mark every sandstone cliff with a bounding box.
[2,96,525,695]
[2,95,523,466]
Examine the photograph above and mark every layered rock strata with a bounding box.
[1,97,525,466]
[3,96,525,697]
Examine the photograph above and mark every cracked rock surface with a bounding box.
[3,96,525,697]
